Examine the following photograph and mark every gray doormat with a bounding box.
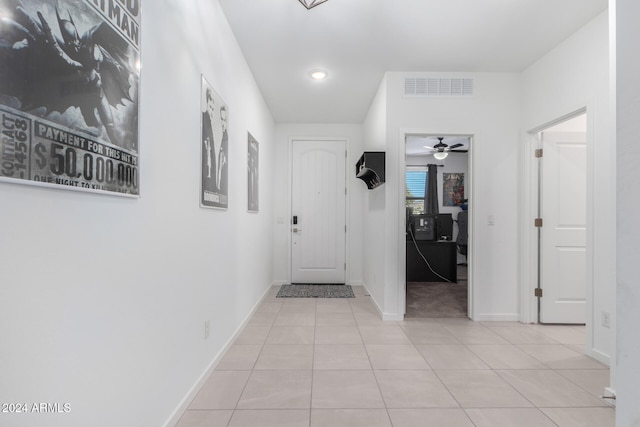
[276,284,355,298]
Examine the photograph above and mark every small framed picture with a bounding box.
[443,172,465,206]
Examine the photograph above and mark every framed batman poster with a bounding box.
[0,0,141,196]
[200,75,228,209]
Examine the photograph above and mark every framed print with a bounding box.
[247,132,259,212]
[0,0,141,196]
[200,75,228,209]
[443,172,465,206]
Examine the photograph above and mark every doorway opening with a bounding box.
[403,134,471,318]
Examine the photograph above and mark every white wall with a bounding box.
[615,0,640,423]
[520,11,613,365]
[362,77,388,313]
[363,72,522,320]
[272,123,364,287]
[0,1,276,426]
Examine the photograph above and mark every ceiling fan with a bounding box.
[423,137,468,159]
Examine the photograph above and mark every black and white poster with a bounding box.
[247,132,258,212]
[0,0,141,196]
[200,75,228,209]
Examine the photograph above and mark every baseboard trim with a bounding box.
[364,284,384,319]
[163,283,275,427]
[586,347,611,367]
[382,313,404,321]
[361,282,404,322]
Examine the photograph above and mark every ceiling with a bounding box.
[217,0,608,124]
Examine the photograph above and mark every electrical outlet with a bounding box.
[601,311,610,328]
[204,320,210,339]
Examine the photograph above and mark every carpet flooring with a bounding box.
[405,265,468,318]
[276,284,355,298]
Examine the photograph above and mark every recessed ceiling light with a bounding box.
[310,70,328,80]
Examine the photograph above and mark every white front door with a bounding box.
[539,130,587,324]
[291,140,346,284]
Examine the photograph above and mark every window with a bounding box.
[406,166,427,215]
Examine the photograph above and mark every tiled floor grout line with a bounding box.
[355,304,392,420]
[177,286,612,426]
[471,324,612,408]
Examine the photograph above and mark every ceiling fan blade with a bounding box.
[448,143,464,150]
[450,149,468,153]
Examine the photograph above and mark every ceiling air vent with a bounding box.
[404,77,474,97]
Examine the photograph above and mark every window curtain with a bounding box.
[425,164,439,214]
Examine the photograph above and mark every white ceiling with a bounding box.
[217,0,608,123]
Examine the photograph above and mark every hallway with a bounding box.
[176,286,614,426]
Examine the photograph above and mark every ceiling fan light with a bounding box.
[433,151,448,160]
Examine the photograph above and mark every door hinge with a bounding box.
[345,225,347,233]
[535,288,543,298]
[344,263,347,271]
[534,218,543,228]
[535,148,543,158]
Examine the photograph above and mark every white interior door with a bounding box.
[539,130,587,323]
[291,140,346,284]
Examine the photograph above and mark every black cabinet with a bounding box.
[356,152,385,189]
[406,240,457,282]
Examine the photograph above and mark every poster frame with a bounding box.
[0,0,142,197]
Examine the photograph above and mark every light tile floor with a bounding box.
[176,286,615,427]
